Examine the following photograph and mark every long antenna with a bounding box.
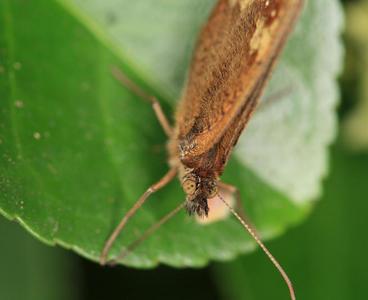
[218,194,296,300]
[108,202,185,266]
[100,168,177,265]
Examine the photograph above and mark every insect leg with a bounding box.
[257,85,294,112]
[100,167,177,265]
[111,66,172,136]
[107,202,185,266]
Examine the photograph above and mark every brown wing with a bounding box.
[175,0,303,162]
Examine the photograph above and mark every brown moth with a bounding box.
[101,0,303,299]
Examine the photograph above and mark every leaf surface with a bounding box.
[0,0,343,266]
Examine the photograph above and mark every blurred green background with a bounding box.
[1,0,368,299]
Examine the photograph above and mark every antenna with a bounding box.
[100,168,177,265]
[218,193,296,300]
[107,202,185,266]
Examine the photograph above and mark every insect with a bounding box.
[101,0,303,299]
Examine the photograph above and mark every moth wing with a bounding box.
[175,0,303,160]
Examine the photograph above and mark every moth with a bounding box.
[101,0,303,299]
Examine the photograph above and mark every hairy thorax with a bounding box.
[168,128,219,217]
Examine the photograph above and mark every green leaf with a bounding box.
[0,0,343,267]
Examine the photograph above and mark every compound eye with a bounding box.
[207,184,218,199]
[183,177,197,196]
